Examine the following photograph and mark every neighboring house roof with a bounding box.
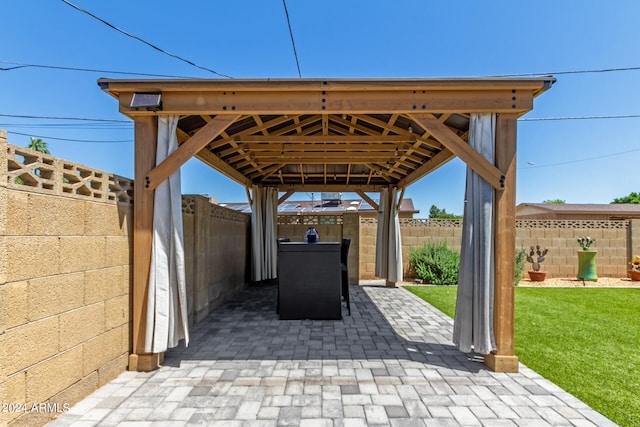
[516,203,640,219]
[220,198,419,215]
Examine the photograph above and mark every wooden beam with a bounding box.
[131,116,159,371]
[236,135,409,143]
[116,88,535,115]
[278,183,387,192]
[408,113,505,190]
[208,115,303,150]
[352,114,442,150]
[356,191,379,211]
[101,77,553,94]
[195,149,252,187]
[250,152,397,162]
[485,113,519,373]
[145,114,240,191]
[397,187,406,210]
[278,190,295,205]
[397,149,455,188]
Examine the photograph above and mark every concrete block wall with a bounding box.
[516,221,630,278]
[358,216,632,280]
[0,133,253,426]
[183,196,250,323]
[1,129,132,427]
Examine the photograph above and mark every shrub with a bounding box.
[409,242,460,285]
[514,247,526,285]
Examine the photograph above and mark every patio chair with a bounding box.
[341,238,351,315]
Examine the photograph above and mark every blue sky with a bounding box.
[2,0,639,215]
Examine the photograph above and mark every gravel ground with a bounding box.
[399,276,640,288]
[519,275,640,287]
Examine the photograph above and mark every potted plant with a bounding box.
[526,245,548,281]
[629,255,640,281]
[576,236,597,282]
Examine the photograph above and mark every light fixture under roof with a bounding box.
[130,92,162,111]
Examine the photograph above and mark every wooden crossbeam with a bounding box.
[145,114,240,191]
[236,135,409,142]
[408,113,505,190]
[116,89,533,115]
[278,190,295,204]
[356,191,379,211]
[397,149,456,188]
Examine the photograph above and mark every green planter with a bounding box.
[577,250,598,281]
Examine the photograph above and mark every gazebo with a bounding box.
[99,77,554,373]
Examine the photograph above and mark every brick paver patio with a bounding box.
[47,283,617,426]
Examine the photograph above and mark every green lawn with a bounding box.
[404,286,640,427]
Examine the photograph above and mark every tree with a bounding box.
[543,199,565,204]
[429,204,462,219]
[611,192,640,204]
[27,137,50,154]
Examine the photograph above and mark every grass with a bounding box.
[404,286,640,427]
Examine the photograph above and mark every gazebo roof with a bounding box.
[99,77,554,193]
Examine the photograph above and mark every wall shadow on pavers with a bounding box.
[163,284,486,374]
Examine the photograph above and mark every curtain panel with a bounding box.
[453,113,497,355]
[251,185,278,281]
[375,187,403,283]
[145,115,189,354]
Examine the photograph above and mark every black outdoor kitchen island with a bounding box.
[277,242,342,320]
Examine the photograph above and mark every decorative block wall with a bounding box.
[1,131,132,427]
[0,132,251,426]
[357,217,633,280]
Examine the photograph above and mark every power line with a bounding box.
[0,113,129,123]
[7,130,132,144]
[1,61,197,79]
[519,147,640,169]
[60,0,233,79]
[519,114,640,121]
[282,0,302,78]
[497,66,640,77]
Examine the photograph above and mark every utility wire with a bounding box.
[0,61,196,79]
[497,66,640,77]
[282,0,302,78]
[0,113,129,123]
[5,59,640,81]
[60,0,233,79]
[519,114,640,121]
[7,130,132,144]
[519,147,640,169]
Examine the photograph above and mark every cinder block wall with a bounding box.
[359,217,632,280]
[0,133,253,426]
[0,131,132,427]
[516,221,629,277]
[183,195,250,323]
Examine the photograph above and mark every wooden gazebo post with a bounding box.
[129,115,162,371]
[485,113,519,373]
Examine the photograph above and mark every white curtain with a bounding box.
[375,188,390,278]
[375,188,403,282]
[251,185,278,281]
[453,113,496,355]
[145,115,189,354]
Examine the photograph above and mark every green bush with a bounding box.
[514,247,526,285]
[409,242,460,285]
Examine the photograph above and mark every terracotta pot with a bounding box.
[528,270,547,281]
[629,270,640,281]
